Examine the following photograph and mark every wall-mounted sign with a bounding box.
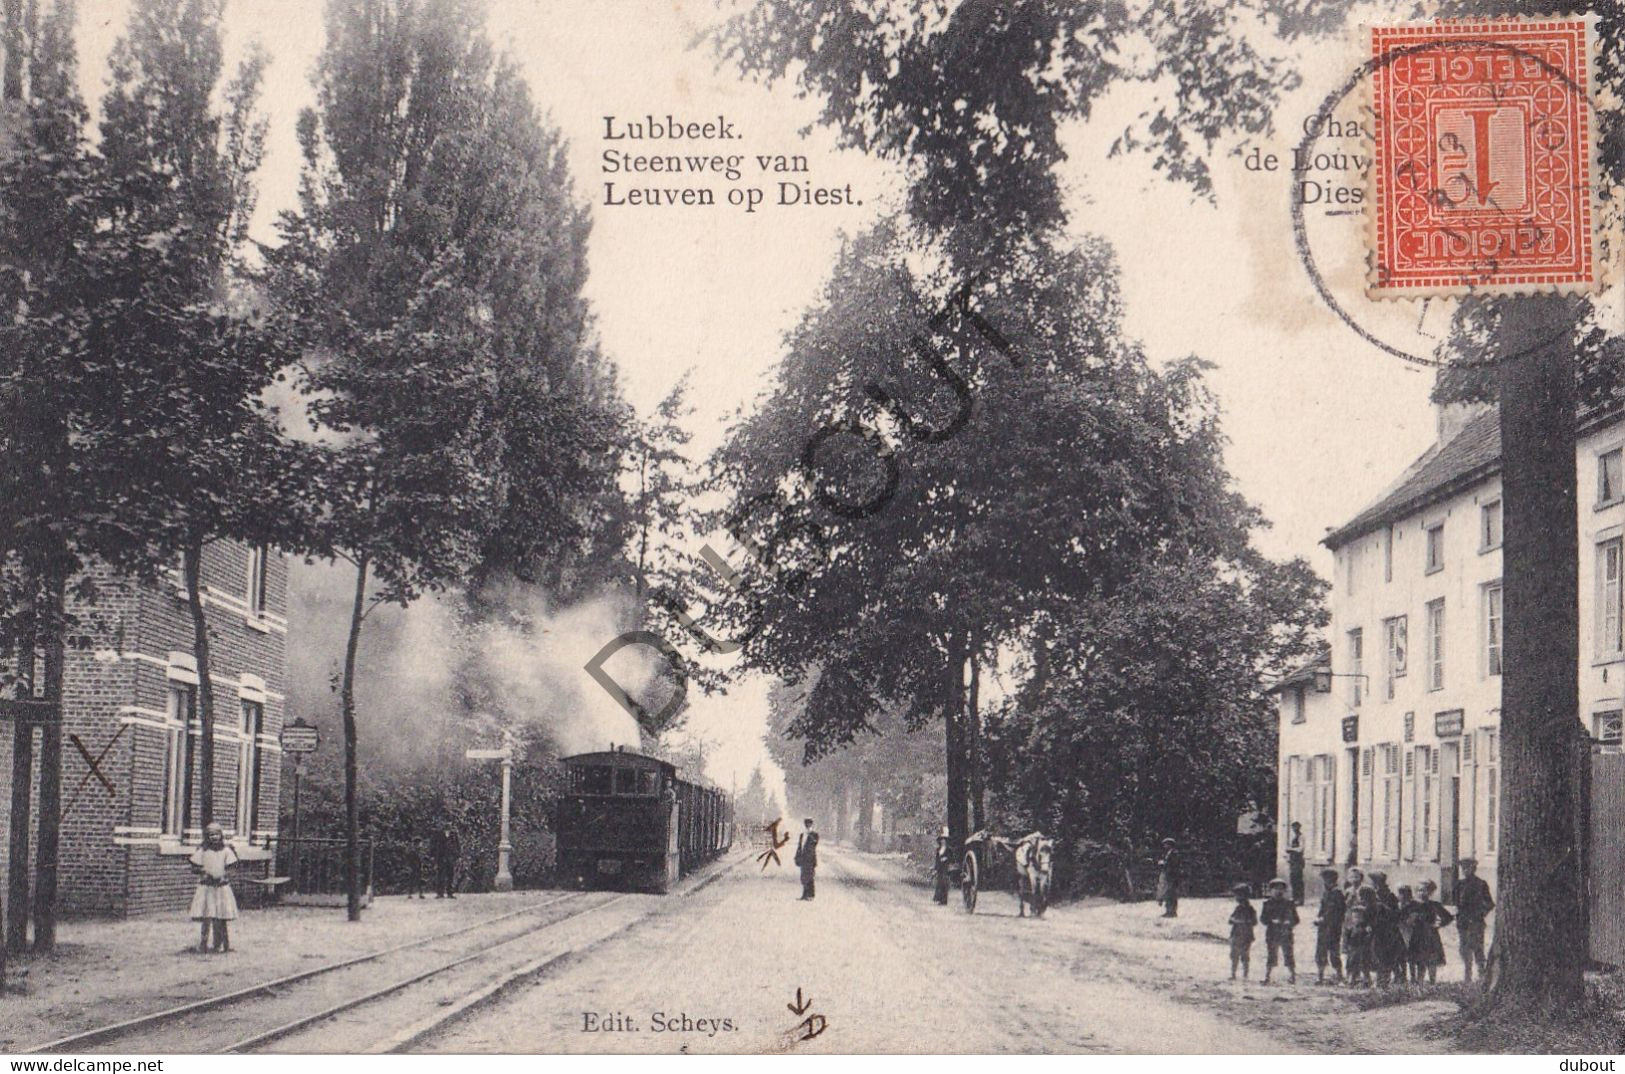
[1341,716,1359,743]
[280,719,320,754]
[1435,709,1465,737]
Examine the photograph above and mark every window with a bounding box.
[1426,599,1446,690]
[1483,729,1500,853]
[1348,629,1364,708]
[1599,538,1623,657]
[1287,756,1310,848]
[246,544,269,619]
[1484,583,1504,677]
[1594,711,1623,748]
[1416,744,1435,861]
[1481,501,1502,551]
[1384,527,1394,583]
[1425,523,1445,573]
[576,765,612,795]
[1384,616,1408,699]
[1312,754,1335,858]
[236,701,263,839]
[1599,448,1623,505]
[1289,686,1306,724]
[162,685,197,837]
[614,767,640,795]
[1345,547,1359,598]
[1379,743,1402,859]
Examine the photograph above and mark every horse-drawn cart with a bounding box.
[960,829,1054,917]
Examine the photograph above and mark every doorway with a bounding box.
[1439,740,1460,901]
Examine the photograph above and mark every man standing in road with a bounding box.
[429,820,461,899]
[794,817,819,900]
[1156,837,1182,918]
[1455,857,1495,984]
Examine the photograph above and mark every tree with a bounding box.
[1423,0,1619,1017]
[985,550,1326,893]
[270,0,627,920]
[711,1,1316,856]
[711,218,1267,857]
[735,765,774,832]
[90,0,324,833]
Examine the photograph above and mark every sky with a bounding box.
[65,0,1490,800]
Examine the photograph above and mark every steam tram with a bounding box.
[556,749,732,893]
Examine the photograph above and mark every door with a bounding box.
[1439,740,1460,901]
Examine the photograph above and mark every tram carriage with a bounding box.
[556,748,732,893]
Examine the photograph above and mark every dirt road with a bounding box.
[426,845,1441,1054]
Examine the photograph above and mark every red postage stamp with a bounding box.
[1369,17,1597,297]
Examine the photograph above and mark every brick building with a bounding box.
[2,541,289,917]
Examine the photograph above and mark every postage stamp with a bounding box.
[1368,17,1598,297]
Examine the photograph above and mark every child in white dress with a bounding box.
[189,822,239,953]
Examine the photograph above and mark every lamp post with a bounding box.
[466,735,515,893]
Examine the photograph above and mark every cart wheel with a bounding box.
[961,851,979,913]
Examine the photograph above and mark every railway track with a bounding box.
[27,890,638,1055]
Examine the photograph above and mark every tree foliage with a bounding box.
[268,0,627,919]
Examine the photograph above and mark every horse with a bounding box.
[1014,832,1055,918]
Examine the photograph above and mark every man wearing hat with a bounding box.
[1260,877,1300,983]
[932,828,953,905]
[1155,837,1182,917]
[1286,821,1306,905]
[793,817,819,900]
[1454,858,1495,983]
[1313,867,1346,983]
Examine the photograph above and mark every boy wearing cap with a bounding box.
[1313,867,1346,983]
[1260,877,1299,983]
[1227,882,1257,980]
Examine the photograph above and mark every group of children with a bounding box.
[1228,867,1455,986]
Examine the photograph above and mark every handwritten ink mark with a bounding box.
[796,1015,829,1042]
[788,987,812,1016]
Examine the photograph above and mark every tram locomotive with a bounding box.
[556,748,732,893]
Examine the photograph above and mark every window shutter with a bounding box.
[1360,747,1375,862]
[1403,748,1416,860]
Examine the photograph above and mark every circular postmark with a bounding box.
[1293,23,1602,370]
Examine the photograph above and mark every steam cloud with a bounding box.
[285,560,648,771]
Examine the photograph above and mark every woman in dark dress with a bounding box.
[1407,878,1454,983]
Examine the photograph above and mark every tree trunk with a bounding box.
[856,775,874,850]
[341,555,369,922]
[183,542,218,828]
[31,564,64,951]
[967,651,985,832]
[6,639,34,954]
[832,780,848,844]
[943,630,970,855]
[1489,293,1586,1011]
